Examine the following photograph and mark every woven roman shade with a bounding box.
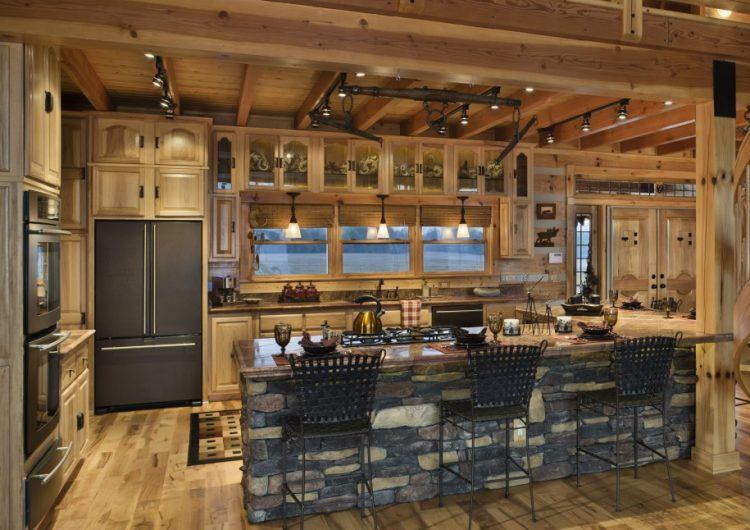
[248,204,334,228]
[339,204,417,227]
[420,205,492,227]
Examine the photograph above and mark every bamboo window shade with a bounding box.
[420,205,492,227]
[248,204,335,229]
[339,205,417,226]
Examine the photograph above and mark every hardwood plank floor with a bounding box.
[48,395,750,529]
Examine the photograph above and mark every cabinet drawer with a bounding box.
[259,314,304,334]
[60,353,78,391]
[305,311,347,332]
[76,344,90,375]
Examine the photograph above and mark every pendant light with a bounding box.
[581,113,591,132]
[457,196,470,239]
[617,100,629,120]
[460,105,470,126]
[285,192,302,239]
[376,194,390,239]
[545,128,556,144]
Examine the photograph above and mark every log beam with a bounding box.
[693,100,741,475]
[236,64,256,127]
[619,123,696,152]
[294,71,340,130]
[580,106,695,150]
[59,47,111,110]
[656,137,696,156]
[352,78,419,131]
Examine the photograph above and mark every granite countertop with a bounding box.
[59,329,95,355]
[210,295,524,314]
[234,311,730,380]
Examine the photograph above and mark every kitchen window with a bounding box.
[341,226,411,274]
[253,228,329,276]
[422,226,486,273]
[574,212,593,294]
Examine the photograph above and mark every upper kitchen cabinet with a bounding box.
[91,166,147,217]
[420,143,447,194]
[389,141,446,194]
[246,134,278,189]
[512,147,533,200]
[24,44,61,188]
[455,146,480,194]
[320,137,382,193]
[0,42,22,180]
[352,141,381,192]
[92,117,148,165]
[154,121,206,167]
[390,140,418,193]
[244,134,311,191]
[154,167,204,217]
[61,168,86,230]
[279,136,310,189]
[212,130,239,193]
[482,146,508,195]
[61,117,87,169]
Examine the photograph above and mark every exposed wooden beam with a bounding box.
[453,90,559,140]
[352,78,419,131]
[496,95,617,140]
[401,85,489,136]
[294,71,340,130]
[544,100,681,146]
[3,1,750,103]
[236,64,256,127]
[570,165,695,181]
[59,47,111,110]
[620,123,696,152]
[580,106,695,150]
[656,137,696,156]
[161,57,180,115]
[536,147,696,172]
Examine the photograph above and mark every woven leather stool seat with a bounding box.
[442,400,526,422]
[581,388,663,408]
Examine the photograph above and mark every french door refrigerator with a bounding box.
[94,220,202,412]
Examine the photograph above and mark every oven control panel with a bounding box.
[24,191,60,224]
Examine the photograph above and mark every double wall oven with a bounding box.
[23,190,72,528]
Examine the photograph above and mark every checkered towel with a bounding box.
[400,299,422,328]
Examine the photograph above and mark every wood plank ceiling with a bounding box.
[58,47,745,158]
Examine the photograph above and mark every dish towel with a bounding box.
[400,299,422,328]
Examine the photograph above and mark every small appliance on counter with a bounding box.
[352,295,385,334]
[278,281,320,303]
[211,275,239,306]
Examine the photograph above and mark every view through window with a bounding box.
[575,213,592,294]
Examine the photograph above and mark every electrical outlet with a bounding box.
[439,281,449,288]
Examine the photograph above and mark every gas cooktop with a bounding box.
[340,327,455,347]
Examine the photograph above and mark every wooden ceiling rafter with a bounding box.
[656,137,696,156]
[452,89,560,139]
[619,122,696,152]
[294,71,340,130]
[59,47,111,111]
[236,64,256,127]
[161,56,181,115]
[351,77,421,130]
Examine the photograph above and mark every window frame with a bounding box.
[419,225,490,276]
[339,225,414,278]
[250,226,332,280]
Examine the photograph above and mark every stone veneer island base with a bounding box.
[235,315,726,523]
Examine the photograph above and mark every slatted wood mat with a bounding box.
[187,409,242,466]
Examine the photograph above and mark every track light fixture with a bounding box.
[152,75,164,88]
[536,98,630,144]
[545,128,556,144]
[149,55,177,118]
[311,119,320,128]
[460,105,470,126]
[144,52,155,59]
[581,113,591,132]
[321,98,332,117]
[617,101,629,120]
[355,71,366,78]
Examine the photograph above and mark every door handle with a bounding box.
[651,274,656,279]
[30,445,72,485]
[30,332,70,351]
[76,413,85,430]
[660,283,666,289]
[100,343,197,351]
[231,221,236,233]
[139,185,145,198]
[139,135,145,148]
[231,157,236,169]
[155,137,160,149]
[155,186,160,199]
[153,224,157,335]
[44,91,53,113]
[143,224,148,335]
[651,284,657,289]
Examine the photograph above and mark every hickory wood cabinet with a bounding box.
[211,195,237,260]
[498,147,534,258]
[321,137,383,193]
[58,337,91,482]
[60,234,87,328]
[387,139,448,194]
[209,315,253,400]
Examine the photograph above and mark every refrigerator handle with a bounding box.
[152,224,157,335]
[143,224,147,336]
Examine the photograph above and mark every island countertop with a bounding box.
[234,312,730,380]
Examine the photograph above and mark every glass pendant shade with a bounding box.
[376,194,390,240]
[286,192,301,239]
[456,222,470,239]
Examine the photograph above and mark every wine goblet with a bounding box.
[488,313,503,343]
[274,323,292,356]
[602,306,619,331]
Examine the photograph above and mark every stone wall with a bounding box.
[240,348,696,523]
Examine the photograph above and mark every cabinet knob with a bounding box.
[660,283,666,289]
[139,185,145,198]
[68,368,75,377]
[76,413,85,431]
[232,157,236,169]
[651,284,657,289]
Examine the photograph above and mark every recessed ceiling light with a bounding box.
[716,8,732,18]
[525,87,535,93]
[355,72,366,78]
[144,52,155,59]
[664,100,674,106]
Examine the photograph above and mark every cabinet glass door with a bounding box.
[484,148,506,194]
[456,147,479,193]
[215,135,234,192]
[281,138,310,189]
[323,138,350,190]
[352,141,380,191]
[515,151,529,198]
[247,136,276,188]
[391,142,417,192]
[421,144,445,193]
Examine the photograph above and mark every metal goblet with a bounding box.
[602,306,619,330]
[488,313,503,343]
[274,323,292,356]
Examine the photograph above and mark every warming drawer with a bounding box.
[431,304,484,328]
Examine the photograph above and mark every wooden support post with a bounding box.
[693,100,741,474]
[622,0,643,42]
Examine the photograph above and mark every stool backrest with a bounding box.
[613,333,681,397]
[467,342,546,409]
[289,351,385,424]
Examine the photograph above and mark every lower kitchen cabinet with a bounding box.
[58,381,78,480]
[209,315,253,400]
[58,337,91,483]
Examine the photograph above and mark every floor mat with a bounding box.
[187,409,243,466]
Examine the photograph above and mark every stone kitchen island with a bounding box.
[234,313,730,523]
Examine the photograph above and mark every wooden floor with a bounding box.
[48,395,750,529]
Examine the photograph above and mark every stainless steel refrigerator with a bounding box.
[94,220,202,412]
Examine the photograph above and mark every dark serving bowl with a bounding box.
[562,303,603,316]
[300,343,338,355]
[454,327,487,345]
[621,300,642,309]
[577,322,611,336]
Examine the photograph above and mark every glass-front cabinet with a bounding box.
[322,138,350,190]
[482,147,507,195]
[352,141,381,192]
[246,134,277,189]
[513,147,532,199]
[390,141,417,192]
[212,131,237,193]
[280,137,310,189]
[421,143,446,194]
[455,146,480,193]
[389,141,446,194]
[321,138,382,193]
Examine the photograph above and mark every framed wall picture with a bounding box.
[536,203,556,220]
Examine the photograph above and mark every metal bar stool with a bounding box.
[438,341,547,527]
[575,332,682,511]
[282,351,385,529]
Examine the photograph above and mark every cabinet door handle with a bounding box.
[651,274,656,279]
[44,91,53,113]
[651,284,657,289]
[139,135,145,148]
[231,157,236,169]
[659,273,665,279]
[155,137,160,149]
[76,413,85,431]
[660,283,666,289]
[139,185,145,198]
[155,186,160,199]
[231,221,236,233]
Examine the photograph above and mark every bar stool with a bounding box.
[282,351,385,529]
[575,333,682,511]
[438,341,547,526]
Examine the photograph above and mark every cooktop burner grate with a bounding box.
[341,327,455,347]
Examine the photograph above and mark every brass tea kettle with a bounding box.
[352,295,385,334]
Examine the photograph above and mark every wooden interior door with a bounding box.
[610,207,657,303]
[155,121,206,166]
[154,167,204,217]
[659,209,696,309]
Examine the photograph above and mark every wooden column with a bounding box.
[693,99,741,474]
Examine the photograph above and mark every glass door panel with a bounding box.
[484,148,506,194]
[247,136,276,188]
[215,136,234,192]
[323,138,350,190]
[353,141,380,191]
[281,138,309,189]
[421,144,445,193]
[391,142,417,192]
[515,152,529,198]
[456,147,479,193]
